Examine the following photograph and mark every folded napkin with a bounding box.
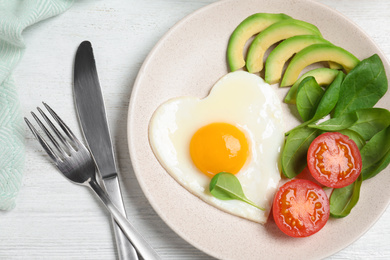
[0,0,73,210]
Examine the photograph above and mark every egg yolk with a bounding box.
[189,122,249,178]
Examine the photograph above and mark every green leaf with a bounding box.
[209,172,264,210]
[285,119,318,136]
[333,54,388,118]
[360,125,390,180]
[361,148,390,180]
[284,68,340,104]
[296,76,324,122]
[348,108,390,140]
[281,126,319,178]
[311,71,344,121]
[309,107,390,140]
[330,174,362,218]
[308,111,358,131]
[285,72,343,136]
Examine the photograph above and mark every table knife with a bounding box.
[73,41,139,260]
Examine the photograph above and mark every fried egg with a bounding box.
[148,71,284,223]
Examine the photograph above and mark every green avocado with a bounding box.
[227,13,291,72]
[284,68,341,104]
[246,19,322,73]
[329,61,343,70]
[280,43,359,87]
[264,35,331,84]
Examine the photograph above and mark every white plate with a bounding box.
[127,0,390,259]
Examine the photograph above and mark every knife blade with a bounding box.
[73,41,139,260]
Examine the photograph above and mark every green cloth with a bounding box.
[0,0,73,210]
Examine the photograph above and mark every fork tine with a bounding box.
[31,111,68,157]
[36,107,73,154]
[43,102,82,148]
[25,117,62,163]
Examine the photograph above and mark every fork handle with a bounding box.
[88,179,160,260]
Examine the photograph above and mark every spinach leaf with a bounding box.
[296,76,324,122]
[348,108,390,140]
[285,71,343,135]
[209,172,264,210]
[284,68,340,104]
[330,174,362,218]
[360,125,390,180]
[311,71,344,121]
[281,126,319,178]
[308,111,358,131]
[285,119,318,136]
[338,129,366,150]
[308,107,390,139]
[362,149,390,180]
[333,54,388,118]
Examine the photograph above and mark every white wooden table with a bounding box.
[1,0,389,259]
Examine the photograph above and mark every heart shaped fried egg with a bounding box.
[149,71,284,223]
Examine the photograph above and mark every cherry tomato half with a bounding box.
[273,179,330,237]
[307,132,362,188]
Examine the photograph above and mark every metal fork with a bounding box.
[25,103,160,260]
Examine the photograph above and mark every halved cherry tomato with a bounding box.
[307,132,362,188]
[273,179,329,237]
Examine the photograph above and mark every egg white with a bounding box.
[149,71,284,224]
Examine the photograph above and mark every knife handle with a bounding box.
[103,177,140,260]
[89,178,161,260]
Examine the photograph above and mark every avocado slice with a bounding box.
[329,62,343,69]
[227,13,291,72]
[284,68,341,104]
[280,43,359,87]
[265,35,331,84]
[246,19,322,73]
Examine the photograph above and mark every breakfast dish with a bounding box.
[128,0,390,258]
